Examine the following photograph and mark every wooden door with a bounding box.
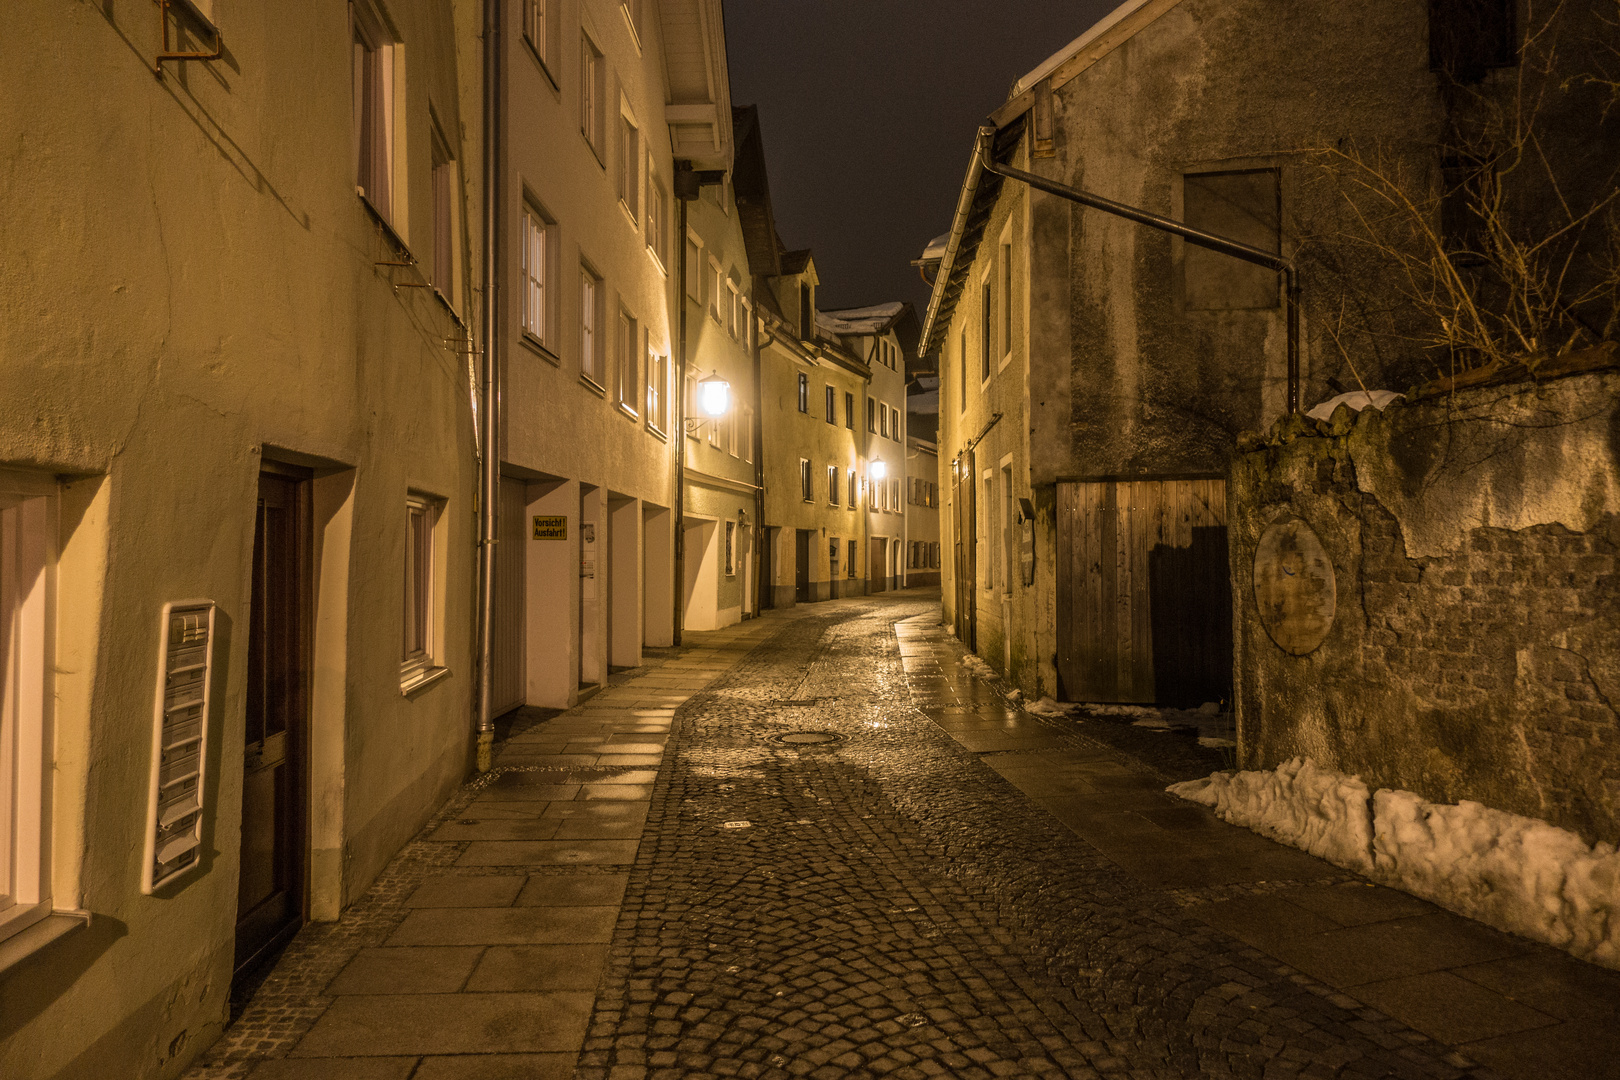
[868,538,887,593]
[1055,478,1232,704]
[793,529,811,603]
[953,451,976,649]
[237,468,311,981]
[759,527,775,610]
[490,477,526,716]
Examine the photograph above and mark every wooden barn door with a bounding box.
[489,476,527,717]
[1055,478,1232,705]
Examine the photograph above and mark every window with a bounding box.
[1001,461,1015,592]
[848,469,857,508]
[847,539,857,578]
[621,0,643,42]
[797,373,809,413]
[521,203,554,348]
[403,495,441,685]
[685,238,703,302]
[880,402,889,439]
[619,116,640,220]
[1000,240,1013,362]
[830,538,840,577]
[958,330,967,413]
[892,478,901,512]
[580,35,603,152]
[580,264,602,384]
[981,471,994,588]
[708,259,723,323]
[431,134,455,294]
[800,459,813,502]
[724,521,735,576]
[616,311,639,414]
[1429,0,1515,83]
[352,0,396,220]
[799,282,813,340]
[523,0,555,72]
[647,350,667,433]
[825,385,836,424]
[1183,170,1280,310]
[980,279,993,382]
[647,165,668,267]
[824,465,838,505]
[728,408,739,456]
[894,411,903,443]
[0,472,53,943]
[867,397,876,433]
[844,391,855,429]
[743,406,754,462]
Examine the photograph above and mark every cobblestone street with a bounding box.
[189,593,1620,1080]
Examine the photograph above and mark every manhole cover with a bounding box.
[771,699,819,707]
[774,731,842,745]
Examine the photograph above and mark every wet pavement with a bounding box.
[189,592,1620,1080]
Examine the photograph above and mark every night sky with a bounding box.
[723,0,1116,316]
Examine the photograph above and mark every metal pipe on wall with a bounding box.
[475,0,502,772]
[975,126,1302,414]
[672,189,689,647]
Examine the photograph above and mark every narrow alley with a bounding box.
[185,593,1617,1080]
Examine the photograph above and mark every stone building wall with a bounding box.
[1230,370,1620,844]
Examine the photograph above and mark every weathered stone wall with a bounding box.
[1230,372,1620,844]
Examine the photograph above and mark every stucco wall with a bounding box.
[1231,372,1620,845]
[0,2,478,1077]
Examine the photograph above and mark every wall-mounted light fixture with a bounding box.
[685,371,731,432]
[870,459,888,480]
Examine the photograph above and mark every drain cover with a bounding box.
[771,698,819,707]
[775,731,842,745]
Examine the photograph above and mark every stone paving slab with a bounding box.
[290,991,594,1056]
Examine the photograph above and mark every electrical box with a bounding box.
[142,600,216,893]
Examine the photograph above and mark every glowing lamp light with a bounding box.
[870,460,888,480]
[698,372,730,418]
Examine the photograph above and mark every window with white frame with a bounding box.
[685,238,703,302]
[1000,239,1014,362]
[523,0,556,74]
[799,459,813,502]
[880,402,889,438]
[646,349,667,433]
[726,280,740,337]
[580,34,603,153]
[431,132,455,295]
[1001,460,1015,592]
[580,263,602,384]
[619,115,640,221]
[980,278,993,383]
[521,202,554,349]
[403,494,441,685]
[621,0,643,42]
[958,329,967,413]
[708,258,723,323]
[646,162,667,268]
[827,465,840,506]
[797,373,808,413]
[0,471,53,944]
[847,469,857,508]
[728,408,739,456]
[352,0,396,220]
[824,385,836,424]
[617,312,639,414]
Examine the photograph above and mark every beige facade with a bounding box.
[0,1,481,1077]
[491,0,736,707]
[905,437,942,587]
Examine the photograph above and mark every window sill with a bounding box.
[646,424,668,443]
[0,909,91,980]
[520,333,560,366]
[401,666,451,697]
[580,373,606,397]
[617,402,639,422]
[523,36,560,93]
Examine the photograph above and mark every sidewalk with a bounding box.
[187,609,808,1080]
[897,613,1620,1080]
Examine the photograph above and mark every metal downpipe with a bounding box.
[475,0,502,772]
[672,193,689,647]
[975,127,1302,413]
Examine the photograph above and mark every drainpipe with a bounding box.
[672,177,690,647]
[475,0,502,772]
[974,126,1302,414]
[750,308,765,615]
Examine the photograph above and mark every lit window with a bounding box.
[799,459,813,502]
[352,0,396,220]
[646,349,667,433]
[580,35,602,151]
[617,312,639,414]
[403,495,442,686]
[0,472,54,944]
[619,116,640,220]
[521,204,554,348]
[647,164,668,267]
[580,264,602,384]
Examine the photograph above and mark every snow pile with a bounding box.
[1024,698,1076,718]
[816,302,906,336]
[1168,757,1376,873]
[1305,389,1405,422]
[1373,790,1620,967]
[958,654,996,679]
[1085,703,1163,721]
[1005,689,1023,704]
[1168,757,1620,969]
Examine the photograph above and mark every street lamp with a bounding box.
[869,459,887,480]
[686,371,731,432]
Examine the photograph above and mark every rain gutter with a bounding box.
[918,136,986,363]
[474,0,502,771]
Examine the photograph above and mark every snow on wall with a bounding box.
[1170,757,1620,969]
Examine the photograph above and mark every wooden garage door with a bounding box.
[1055,478,1232,705]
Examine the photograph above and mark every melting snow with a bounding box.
[1305,389,1405,421]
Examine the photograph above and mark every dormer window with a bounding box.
[799,282,813,340]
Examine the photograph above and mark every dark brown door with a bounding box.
[236,468,311,981]
[759,528,775,610]
[953,451,976,649]
[794,529,811,603]
[1055,478,1232,704]
[868,538,887,593]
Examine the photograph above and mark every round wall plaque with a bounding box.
[1253,516,1336,655]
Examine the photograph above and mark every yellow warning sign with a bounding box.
[532,515,568,540]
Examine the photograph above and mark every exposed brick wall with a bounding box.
[1231,375,1620,844]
